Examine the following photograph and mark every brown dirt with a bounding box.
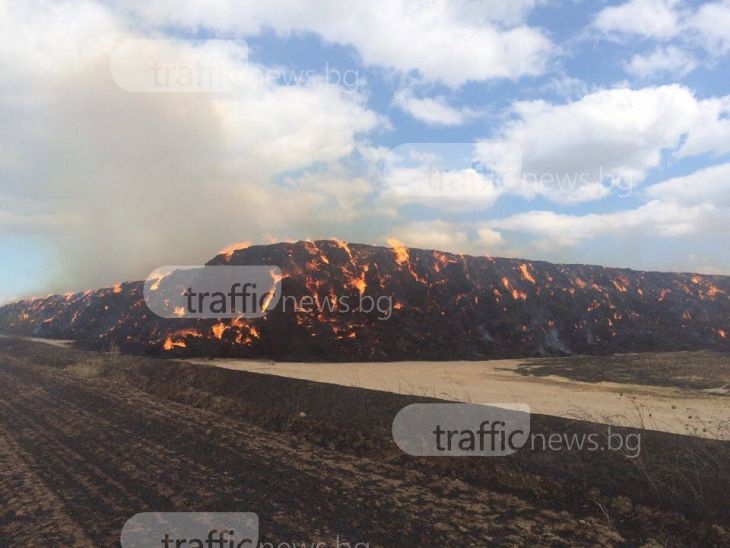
[510,350,730,391]
[1,338,728,546]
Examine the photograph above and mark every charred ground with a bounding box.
[0,338,729,546]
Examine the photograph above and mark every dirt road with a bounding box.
[0,341,627,546]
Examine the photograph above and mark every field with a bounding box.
[189,351,730,439]
[1,338,729,546]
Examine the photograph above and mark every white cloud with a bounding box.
[486,200,718,246]
[688,0,730,55]
[594,0,682,40]
[384,85,730,209]
[646,162,730,205]
[484,162,730,255]
[387,220,504,255]
[491,85,703,202]
[388,220,472,252]
[678,95,730,157]
[595,0,730,58]
[540,76,591,100]
[121,0,555,87]
[625,45,697,78]
[379,143,506,211]
[393,89,477,126]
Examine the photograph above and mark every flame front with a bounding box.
[219,241,252,261]
[387,238,409,266]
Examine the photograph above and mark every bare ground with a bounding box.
[1,338,729,546]
[187,353,730,439]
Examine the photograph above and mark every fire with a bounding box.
[149,274,166,292]
[351,266,368,295]
[211,322,226,339]
[501,277,526,300]
[432,251,456,272]
[162,337,186,350]
[172,306,186,317]
[333,239,353,261]
[249,326,261,339]
[387,238,409,266]
[388,238,428,285]
[706,285,724,298]
[574,277,586,289]
[519,264,536,284]
[173,328,203,338]
[260,268,287,311]
[719,330,727,339]
[219,241,252,260]
[611,279,628,293]
[113,283,122,294]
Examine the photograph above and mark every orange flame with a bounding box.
[163,337,186,350]
[351,266,368,295]
[519,264,536,284]
[211,322,226,339]
[501,277,526,300]
[387,238,409,266]
[219,241,252,260]
[332,239,353,261]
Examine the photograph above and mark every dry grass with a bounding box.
[570,403,730,519]
[64,343,137,380]
[66,358,108,379]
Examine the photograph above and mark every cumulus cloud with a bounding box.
[594,0,683,40]
[482,161,730,266]
[486,200,718,246]
[687,0,730,55]
[646,162,730,205]
[472,85,730,203]
[392,89,477,127]
[594,0,730,58]
[678,95,730,158]
[625,45,697,78]
[490,85,701,202]
[387,220,472,252]
[119,0,555,87]
[387,220,504,255]
[379,143,506,212]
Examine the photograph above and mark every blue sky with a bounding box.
[1,0,729,303]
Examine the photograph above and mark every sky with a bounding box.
[1,0,729,303]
